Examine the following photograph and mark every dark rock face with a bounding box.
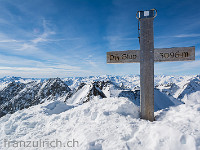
[65,80,127,104]
[0,78,71,117]
[178,78,200,99]
[65,81,109,104]
[84,81,107,103]
[37,78,71,99]
[156,83,179,97]
[118,90,140,106]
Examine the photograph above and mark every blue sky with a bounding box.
[0,0,199,78]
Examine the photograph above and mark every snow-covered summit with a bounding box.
[0,94,200,150]
[0,75,200,149]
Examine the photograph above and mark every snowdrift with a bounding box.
[0,75,200,150]
[0,94,200,150]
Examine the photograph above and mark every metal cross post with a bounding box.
[106,9,195,121]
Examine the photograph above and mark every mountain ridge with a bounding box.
[0,75,199,118]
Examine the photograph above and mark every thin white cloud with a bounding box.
[0,63,87,78]
[0,53,89,78]
[32,37,48,44]
[32,19,56,44]
[48,64,81,71]
[156,33,200,39]
[0,33,22,43]
[0,17,57,52]
[0,54,42,66]
[104,36,138,41]
[83,55,98,68]
[17,43,38,51]
[155,60,200,73]
[180,60,200,69]
[0,39,21,43]
[8,18,63,59]
[0,54,81,70]
[0,65,81,72]
[173,34,200,38]
[0,68,90,78]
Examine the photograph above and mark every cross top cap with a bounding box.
[136,8,157,19]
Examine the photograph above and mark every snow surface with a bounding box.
[0,75,200,150]
[67,84,91,105]
[0,93,200,150]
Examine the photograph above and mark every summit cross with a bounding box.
[107,9,195,121]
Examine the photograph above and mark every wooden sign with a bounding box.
[107,46,195,63]
[107,50,140,63]
[154,47,195,62]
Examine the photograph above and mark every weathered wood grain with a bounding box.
[107,47,195,63]
[140,18,154,122]
[154,47,195,62]
[107,50,140,63]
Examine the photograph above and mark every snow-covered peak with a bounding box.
[0,78,71,118]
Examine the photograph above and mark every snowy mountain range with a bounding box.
[0,75,199,118]
[0,75,200,149]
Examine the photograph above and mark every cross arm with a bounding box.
[107,46,195,64]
